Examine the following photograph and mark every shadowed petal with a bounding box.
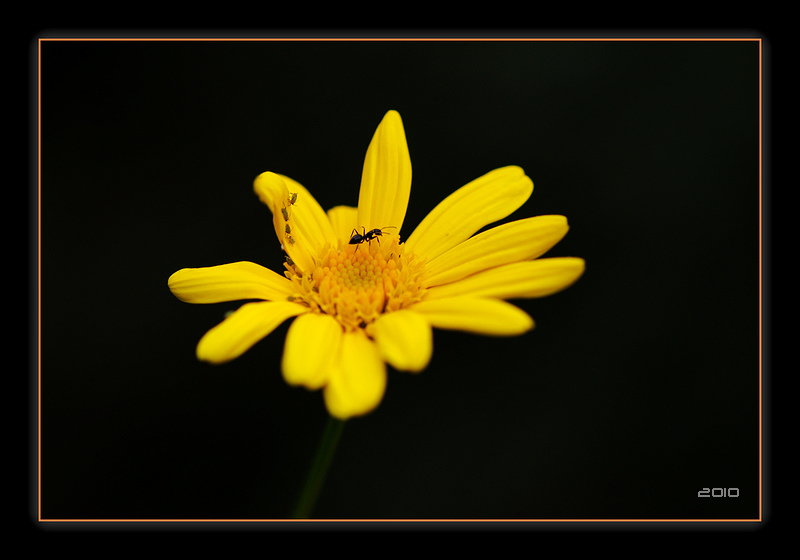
[327,205,358,247]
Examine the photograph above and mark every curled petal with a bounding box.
[277,174,338,255]
[323,330,387,420]
[410,297,534,336]
[168,261,294,304]
[424,215,570,288]
[424,257,586,301]
[252,172,316,273]
[357,110,412,235]
[404,166,533,262]
[282,312,343,390]
[369,309,433,372]
[196,301,306,364]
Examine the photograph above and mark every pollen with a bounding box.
[284,235,427,332]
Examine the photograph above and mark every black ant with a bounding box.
[349,226,396,251]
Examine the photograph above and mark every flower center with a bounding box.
[284,235,427,332]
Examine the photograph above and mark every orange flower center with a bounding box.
[284,235,427,331]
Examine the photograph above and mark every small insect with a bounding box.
[349,226,397,250]
[284,224,296,246]
[281,193,298,222]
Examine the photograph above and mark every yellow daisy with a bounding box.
[168,110,584,420]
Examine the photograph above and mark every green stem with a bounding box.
[291,416,346,519]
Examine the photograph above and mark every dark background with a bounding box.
[34,33,763,524]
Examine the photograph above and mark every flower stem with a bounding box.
[291,416,345,519]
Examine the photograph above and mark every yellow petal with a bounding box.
[410,297,534,336]
[327,205,358,247]
[252,172,316,273]
[369,309,432,372]
[323,330,387,420]
[423,215,569,288]
[277,174,338,254]
[168,261,295,304]
[282,312,343,390]
[424,257,586,301]
[196,301,306,364]
[357,110,412,235]
[404,166,533,262]
[254,170,291,217]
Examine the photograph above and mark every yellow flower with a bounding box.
[168,110,584,420]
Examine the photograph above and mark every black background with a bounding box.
[35,32,764,525]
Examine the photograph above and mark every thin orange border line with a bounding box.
[758,37,763,523]
[38,37,43,523]
[37,37,762,42]
[36,520,762,523]
[36,36,764,525]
